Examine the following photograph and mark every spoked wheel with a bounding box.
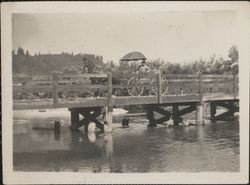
[127,77,144,96]
[150,77,168,96]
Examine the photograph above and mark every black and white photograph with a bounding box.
[1,2,249,184]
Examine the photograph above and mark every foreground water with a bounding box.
[13,109,239,172]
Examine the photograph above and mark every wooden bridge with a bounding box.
[13,73,239,132]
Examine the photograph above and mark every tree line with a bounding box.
[12,47,104,75]
[114,46,238,75]
[12,45,238,76]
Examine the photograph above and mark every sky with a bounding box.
[12,11,238,63]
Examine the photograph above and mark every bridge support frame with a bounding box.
[145,103,197,126]
[69,107,106,132]
[210,100,239,122]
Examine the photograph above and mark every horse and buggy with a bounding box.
[83,51,169,97]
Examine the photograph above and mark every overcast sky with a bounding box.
[12,11,238,63]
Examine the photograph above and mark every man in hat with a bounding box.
[137,60,151,74]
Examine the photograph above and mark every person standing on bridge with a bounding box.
[137,60,151,74]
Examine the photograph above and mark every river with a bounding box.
[13,108,239,172]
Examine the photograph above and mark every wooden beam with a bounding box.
[177,105,196,117]
[152,106,172,117]
[211,110,234,121]
[156,115,172,124]
[78,107,105,132]
[216,102,238,111]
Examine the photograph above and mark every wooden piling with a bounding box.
[70,109,80,130]
[54,121,61,140]
[147,106,156,127]
[210,102,216,120]
[172,105,179,126]
[54,121,61,131]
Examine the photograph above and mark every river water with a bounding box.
[13,109,239,172]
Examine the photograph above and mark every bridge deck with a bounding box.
[13,93,238,110]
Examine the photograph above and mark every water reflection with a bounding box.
[104,133,113,160]
[54,129,60,141]
[88,132,96,143]
[13,117,239,172]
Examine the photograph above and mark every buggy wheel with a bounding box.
[127,77,144,96]
[150,77,168,96]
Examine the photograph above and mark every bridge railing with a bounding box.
[13,73,238,108]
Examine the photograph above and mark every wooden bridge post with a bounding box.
[172,105,179,126]
[196,102,205,125]
[196,73,205,125]
[53,72,59,107]
[198,72,202,102]
[157,73,162,104]
[105,73,113,132]
[147,106,156,127]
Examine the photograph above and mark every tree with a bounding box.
[228,45,238,63]
[110,60,115,68]
[25,50,30,56]
[12,49,16,56]
[226,45,238,74]
[17,47,25,55]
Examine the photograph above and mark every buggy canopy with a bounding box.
[120,51,147,61]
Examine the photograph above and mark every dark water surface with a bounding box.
[13,109,239,172]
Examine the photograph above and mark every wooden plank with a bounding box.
[13,85,53,92]
[203,93,237,101]
[162,74,197,78]
[62,73,107,78]
[202,74,234,79]
[57,84,108,91]
[166,79,198,83]
[113,73,156,79]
